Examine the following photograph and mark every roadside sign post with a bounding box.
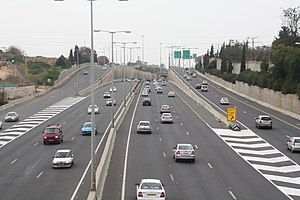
[227,107,237,122]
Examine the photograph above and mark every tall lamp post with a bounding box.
[94,30,131,127]
[55,0,97,191]
[55,0,129,194]
[114,41,137,107]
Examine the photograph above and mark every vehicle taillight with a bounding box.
[292,140,295,145]
[138,192,143,197]
[160,192,165,197]
[176,151,180,154]
[192,150,195,155]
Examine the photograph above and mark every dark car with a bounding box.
[43,124,63,144]
[142,97,151,106]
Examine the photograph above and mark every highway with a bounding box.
[102,79,291,200]
[1,65,300,200]
[0,65,136,200]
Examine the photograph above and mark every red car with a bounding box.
[43,124,63,144]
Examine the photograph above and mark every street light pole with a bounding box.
[94,30,131,128]
[89,0,96,191]
[114,41,137,107]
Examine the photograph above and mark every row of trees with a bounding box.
[196,6,300,98]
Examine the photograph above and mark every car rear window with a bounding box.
[141,183,162,190]
[261,117,271,120]
[45,128,59,134]
[140,122,150,126]
[178,145,193,150]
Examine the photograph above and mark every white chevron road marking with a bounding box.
[243,155,290,163]
[236,148,280,155]
[224,137,262,142]
[266,174,300,185]
[253,164,300,173]
[228,142,270,148]
[278,186,300,197]
[0,96,86,148]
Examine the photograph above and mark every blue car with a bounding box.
[81,122,98,135]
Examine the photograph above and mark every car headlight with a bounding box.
[55,136,59,138]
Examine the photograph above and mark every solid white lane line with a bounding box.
[207,163,213,169]
[33,142,38,146]
[36,171,43,179]
[229,191,237,200]
[11,159,17,164]
[170,174,174,182]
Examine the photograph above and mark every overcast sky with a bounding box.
[0,0,299,66]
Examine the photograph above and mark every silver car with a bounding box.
[52,149,74,168]
[160,113,173,123]
[287,136,300,152]
[137,121,152,134]
[173,143,195,162]
[160,105,171,113]
[255,115,272,129]
[5,112,19,122]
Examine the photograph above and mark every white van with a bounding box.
[201,85,208,92]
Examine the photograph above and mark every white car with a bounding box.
[168,91,175,97]
[160,113,173,123]
[141,89,149,97]
[173,143,195,162]
[200,84,208,92]
[255,115,272,129]
[5,112,19,122]
[135,179,166,200]
[106,98,116,106]
[137,120,152,134]
[88,105,99,114]
[220,97,229,105]
[287,136,300,152]
[110,87,117,92]
[52,149,74,168]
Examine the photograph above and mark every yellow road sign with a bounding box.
[227,107,237,122]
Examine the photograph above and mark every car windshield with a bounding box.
[45,128,59,134]
[7,113,16,116]
[141,182,162,190]
[178,145,193,150]
[55,151,70,158]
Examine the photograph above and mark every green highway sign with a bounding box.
[174,51,181,58]
[182,50,190,59]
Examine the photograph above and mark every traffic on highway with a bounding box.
[1,65,300,200]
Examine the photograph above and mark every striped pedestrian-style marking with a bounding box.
[213,128,300,199]
[0,97,86,148]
